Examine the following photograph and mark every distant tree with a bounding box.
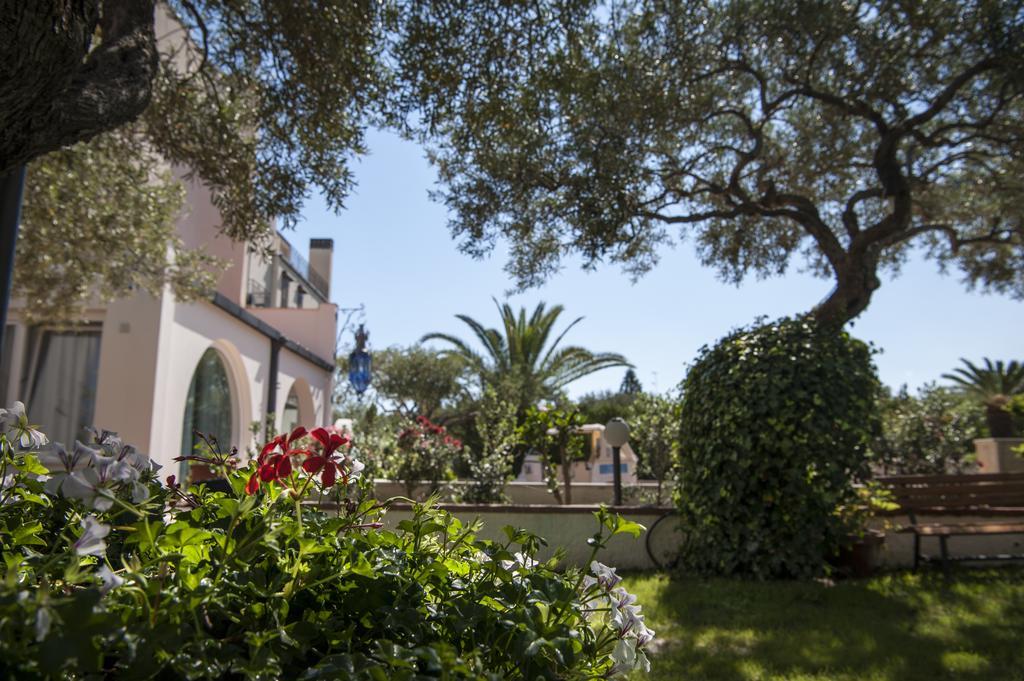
[575,390,635,427]
[873,383,985,474]
[397,0,1024,326]
[626,392,680,505]
[942,358,1024,437]
[517,406,586,505]
[619,369,643,395]
[422,300,631,418]
[335,345,465,421]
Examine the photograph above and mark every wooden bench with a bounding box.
[876,472,1024,574]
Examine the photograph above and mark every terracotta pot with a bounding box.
[834,529,884,579]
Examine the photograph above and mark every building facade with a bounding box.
[1,172,337,480]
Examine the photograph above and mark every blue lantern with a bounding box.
[348,324,372,395]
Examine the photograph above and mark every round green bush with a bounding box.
[676,316,881,578]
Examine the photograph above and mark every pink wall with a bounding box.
[249,303,338,364]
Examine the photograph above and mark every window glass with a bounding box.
[180,349,233,481]
[281,385,300,435]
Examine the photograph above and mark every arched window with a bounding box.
[281,385,300,435]
[180,349,233,481]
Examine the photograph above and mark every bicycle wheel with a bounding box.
[645,510,683,571]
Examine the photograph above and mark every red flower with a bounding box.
[259,426,308,463]
[245,471,260,495]
[311,427,348,456]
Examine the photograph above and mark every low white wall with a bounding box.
[373,480,671,506]
[870,515,1024,568]
[379,504,676,571]
[375,503,1023,572]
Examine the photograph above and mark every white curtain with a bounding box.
[28,330,101,445]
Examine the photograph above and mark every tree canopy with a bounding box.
[5,0,393,319]
[397,0,1024,324]
[6,1,1023,324]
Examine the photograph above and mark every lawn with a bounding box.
[625,568,1024,681]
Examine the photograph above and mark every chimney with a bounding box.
[308,238,333,299]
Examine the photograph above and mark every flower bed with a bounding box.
[0,404,655,678]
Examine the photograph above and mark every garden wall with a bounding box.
[870,514,1024,568]
[376,503,1023,572]
[373,480,670,505]
[380,503,677,571]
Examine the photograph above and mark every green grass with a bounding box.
[625,568,1024,681]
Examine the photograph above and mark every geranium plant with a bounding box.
[0,403,653,679]
[391,415,461,498]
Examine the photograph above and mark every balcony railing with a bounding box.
[282,243,328,299]
[246,279,271,308]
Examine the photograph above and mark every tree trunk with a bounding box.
[0,1,158,174]
[986,400,1017,438]
[560,442,572,505]
[812,252,882,327]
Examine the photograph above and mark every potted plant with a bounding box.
[832,483,896,578]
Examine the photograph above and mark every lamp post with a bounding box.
[604,417,630,506]
[347,324,372,395]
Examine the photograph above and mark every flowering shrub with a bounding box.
[391,415,461,498]
[0,403,652,678]
[458,388,517,504]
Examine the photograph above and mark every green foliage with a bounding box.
[625,393,680,505]
[336,345,466,420]
[459,389,518,504]
[19,0,401,319]
[18,128,220,321]
[395,0,1024,322]
[872,384,985,474]
[422,300,631,418]
[676,317,881,578]
[0,411,653,679]
[575,390,637,428]
[942,358,1024,437]
[518,407,587,505]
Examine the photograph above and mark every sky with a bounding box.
[287,128,1023,399]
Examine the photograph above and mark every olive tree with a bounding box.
[395,0,1024,325]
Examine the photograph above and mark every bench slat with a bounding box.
[878,472,1024,485]
[905,523,1024,536]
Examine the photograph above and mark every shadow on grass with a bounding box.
[628,567,1024,681]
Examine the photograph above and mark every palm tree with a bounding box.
[422,300,631,415]
[942,358,1024,437]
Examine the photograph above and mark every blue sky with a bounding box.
[288,128,1023,399]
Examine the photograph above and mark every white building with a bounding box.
[518,424,640,485]
[1,172,338,481]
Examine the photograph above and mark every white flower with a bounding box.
[130,480,150,503]
[500,551,539,572]
[0,473,14,504]
[611,602,645,637]
[635,623,656,649]
[0,402,48,450]
[589,560,622,590]
[608,586,638,612]
[40,441,98,496]
[35,607,52,642]
[73,515,110,557]
[97,564,125,594]
[60,454,136,511]
[611,636,638,671]
[344,455,365,481]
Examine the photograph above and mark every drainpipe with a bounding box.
[265,337,284,439]
[0,166,26,355]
